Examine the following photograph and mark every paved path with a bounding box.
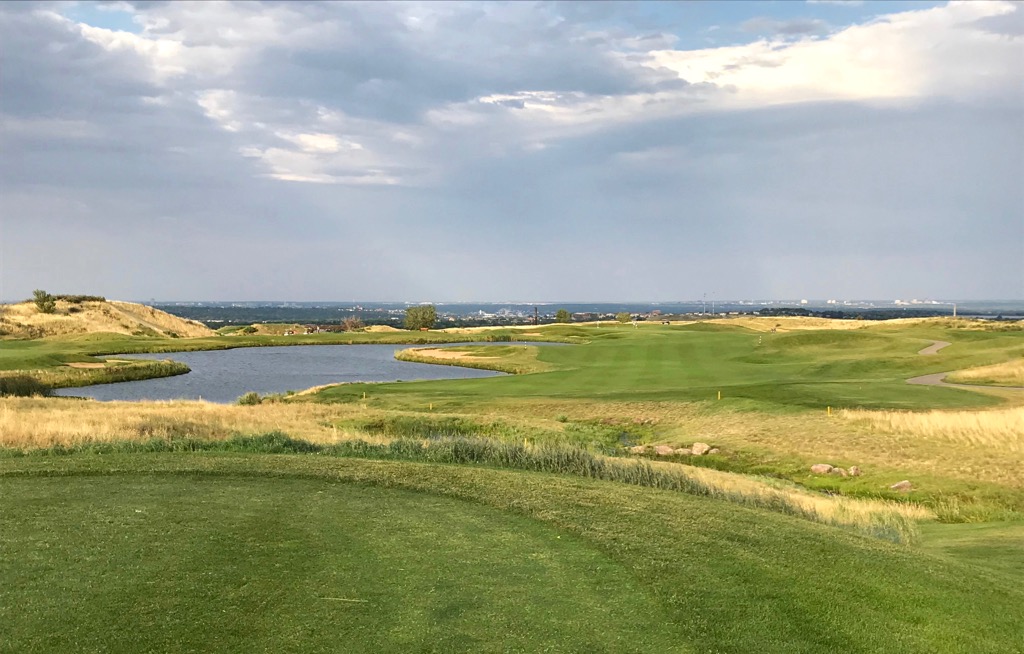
[907,340,1024,389]
[917,340,952,355]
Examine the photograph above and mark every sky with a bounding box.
[0,0,1021,302]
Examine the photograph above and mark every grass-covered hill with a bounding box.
[0,298,213,339]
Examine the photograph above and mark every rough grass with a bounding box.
[0,359,190,390]
[841,406,1024,454]
[0,432,925,544]
[395,345,552,374]
[0,397,360,449]
[946,358,1024,387]
[0,300,213,339]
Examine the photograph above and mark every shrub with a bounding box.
[32,290,56,314]
[0,375,52,397]
[237,391,263,406]
[341,317,364,332]
[53,295,106,303]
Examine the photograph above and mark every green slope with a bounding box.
[2,454,1021,653]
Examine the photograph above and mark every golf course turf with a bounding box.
[2,317,1022,652]
[2,454,1022,653]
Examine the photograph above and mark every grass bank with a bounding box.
[0,432,926,544]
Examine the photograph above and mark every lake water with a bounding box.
[53,343,525,404]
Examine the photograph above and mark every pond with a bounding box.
[52,343,532,404]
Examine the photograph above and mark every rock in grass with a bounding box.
[654,445,675,456]
[831,467,849,477]
[673,448,690,455]
[810,464,835,474]
[708,448,721,454]
[848,466,862,477]
[691,442,711,456]
[890,480,913,492]
[629,445,648,454]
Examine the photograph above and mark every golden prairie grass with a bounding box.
[644,458,934,527]
[0,397,372,449]
[946,359,1024,387]
[0,300,213,339]
[711,316,870,332]
[457,398,1024,488]
[841,406,1024,453]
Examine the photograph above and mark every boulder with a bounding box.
[708,448,721,455]
[691,442,712,456]
[830,467,849,477]
[654,445,675,456]
[848,466,862,477]
[810,464,835,474]
[673,448,690,455]
[628,445,647,454]
[890,480,913,492]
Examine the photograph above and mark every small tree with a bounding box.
[615,312,631,324]
[555,309,571,323]
[33,290,56,314]
[405,305,437,330]
[341,316,364,332]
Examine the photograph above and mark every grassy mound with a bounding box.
[0,300,214,339]
[2,454,1021,652]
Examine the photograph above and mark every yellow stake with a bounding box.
[429,403,433,411]
[827,406,832,417]
[717,390,721,400]
[363,391,366,400]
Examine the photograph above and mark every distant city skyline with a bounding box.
[2,1,1021,301]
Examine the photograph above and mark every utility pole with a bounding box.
[534,306,538,325]
[703,293,707,316]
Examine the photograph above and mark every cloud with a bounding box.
[740,17,830,37]
[0,1,1021,301]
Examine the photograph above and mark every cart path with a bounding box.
[907,340,1024,389]
[917,340,952,355]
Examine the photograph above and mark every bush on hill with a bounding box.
[32,290,56,314]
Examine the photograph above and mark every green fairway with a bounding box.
[2,454,1022,653]
[313,323,1024,411]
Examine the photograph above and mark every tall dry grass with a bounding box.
[645,458,932,526]
[0,300,213,338]
[840,406,1024,454]
[946,359,1024,387]
[0,397,365,449]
